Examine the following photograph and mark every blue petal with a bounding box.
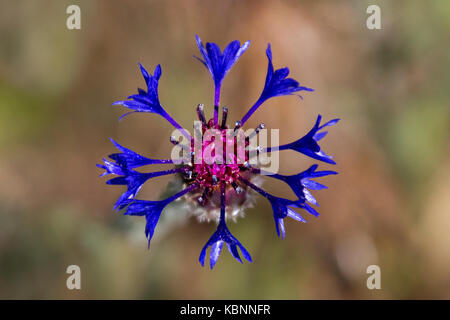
[301,203,320,217]
[121,184,198,248]
[303,188,317,205]
[108,138,172,169]
[258,44,314,103]
[266,164,337,208]
[199,222,252,269]
[240,177,309,238]
[195,35,250,87]
[278,115,340,164]
[240,44,314,125]
[301,179,327,190]
[286,207,307,222]
[106,168,180,210]
[227,243,243,264]
[209,241,224,269]
[107,170,152,209]
[277,218,286,239]
[122,199,167,248]
[268,196,304,238]
[113,64,167,120]
[96,158,124,176]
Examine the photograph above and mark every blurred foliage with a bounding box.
[0,0,449,299]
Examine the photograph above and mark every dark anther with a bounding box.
[248,123,265,140]
[170,136,179,145]
[196,104,206,125]
[214,105,219,124]
[221,106,228,128]
[234,120,242,132]
[198,188,210,205]
[232,182,243,194]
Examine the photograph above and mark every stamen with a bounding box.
[214,105,219,126]
[170,136,178,145]
[231,120,242,138]
[248,123,265,140]
[221,106,228,128]
[198,188,210,205]
[241,161,251,170]
[196,104,206,125]
[232,182,243,194]
[234,120,242,132]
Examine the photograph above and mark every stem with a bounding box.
[238,175,273,199]
[161,110,192,141]
[240,99,263,126]
[147,167,184,179]
[152,159,174,164]
[219,182,226,225]
[164,183,198,203]
[214,85,221,125]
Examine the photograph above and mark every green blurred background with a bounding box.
[0,0,449,299]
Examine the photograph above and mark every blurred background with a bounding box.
[0,0,449,299]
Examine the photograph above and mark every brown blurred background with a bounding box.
[0,0,449,299]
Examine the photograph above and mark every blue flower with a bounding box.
[99,36,339,269]
[274,114,340,164]
[240,44,314,125]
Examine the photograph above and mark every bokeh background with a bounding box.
[0,0,449,299]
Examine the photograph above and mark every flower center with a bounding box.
[178,107,251,207]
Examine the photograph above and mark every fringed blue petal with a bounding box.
[96,158,124,177]
[121,184,198,248]
[278,115,340,164]
[107,170,153,209]
[259,44,314,102]
[239,177,307,238]
[199,222,252,269]
[292,202,321,217]
[209,241,224,269]
[195,35,250,88]
[105,168,180,210]
[267,196,306,238]
[113,64,167,120]
[97,138,180,209]
[108,138,172,169]
[265,164,337,206]
[121,199,167,248]
[240,44,314,125]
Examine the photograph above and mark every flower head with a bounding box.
[98,35,339,269]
